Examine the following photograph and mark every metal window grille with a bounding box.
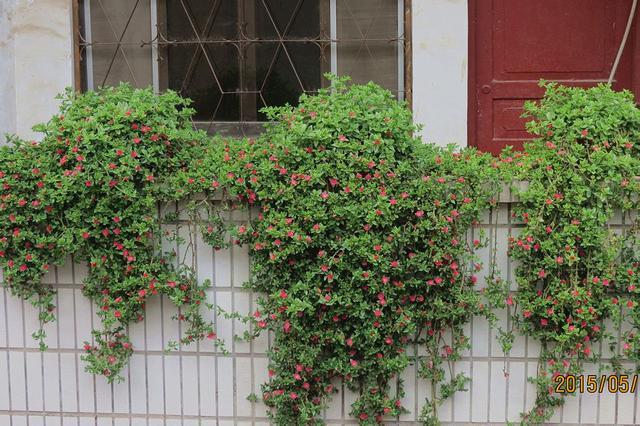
[76,0,411,137]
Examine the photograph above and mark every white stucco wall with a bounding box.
[0,0,74,141]
[411,0,468,147]
[0,0,18,139]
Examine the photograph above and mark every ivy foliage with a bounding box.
[175,76,502,424]
[0,86,217,382]
[501,82,640,423]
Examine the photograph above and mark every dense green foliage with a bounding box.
[0,86,216,382]
[500,82,640,423]
[5,78,640,424]
[174,77,502,424]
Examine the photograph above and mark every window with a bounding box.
[77,0,410,135]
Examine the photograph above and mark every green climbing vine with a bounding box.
[5,76,640,425]
[173,76,503,424]
[498,82,640,424]
[0,86,218,382]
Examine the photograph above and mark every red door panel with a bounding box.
[469,0,637,154]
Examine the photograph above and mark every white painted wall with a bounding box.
[411,0,469,147]
[0,0,74,141]
[1,201,637,425]
[0,0,18,139]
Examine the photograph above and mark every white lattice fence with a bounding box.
[1,196,640,425]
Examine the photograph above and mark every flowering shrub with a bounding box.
[501,82,640,423]
[9,76,640,424]
[174,77,502,424]
[0,86,217,382]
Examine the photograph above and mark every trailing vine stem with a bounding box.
[499,82,640,424]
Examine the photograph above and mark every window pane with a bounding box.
[166,0,238,40]
[336,0,400,96]
[254,0,323,120]
[87,0,152,88]
[164,0,240,121]
[79,0,405,129]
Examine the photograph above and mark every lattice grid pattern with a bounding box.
[78,0,407,136]
[2,194,640,425]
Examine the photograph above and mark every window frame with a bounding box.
[72,0,413,135]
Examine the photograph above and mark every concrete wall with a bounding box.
[0,0,74,141]
[411,0,468,147]
[0,0,18,138]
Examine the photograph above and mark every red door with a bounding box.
[469,0,640,154]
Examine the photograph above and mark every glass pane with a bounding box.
[336,0,400,95]
[255,0,321,38]
[251,0,322,119]
[165,1,240,121]
[164,44,240,121]
[166,0,238,40]
[81,0,404,127]
[88,0,152,88]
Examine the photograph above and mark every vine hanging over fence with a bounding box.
[174,77,504,424]
[0,86,217,382]
[500,82,640,423]
[6,77,640,425]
